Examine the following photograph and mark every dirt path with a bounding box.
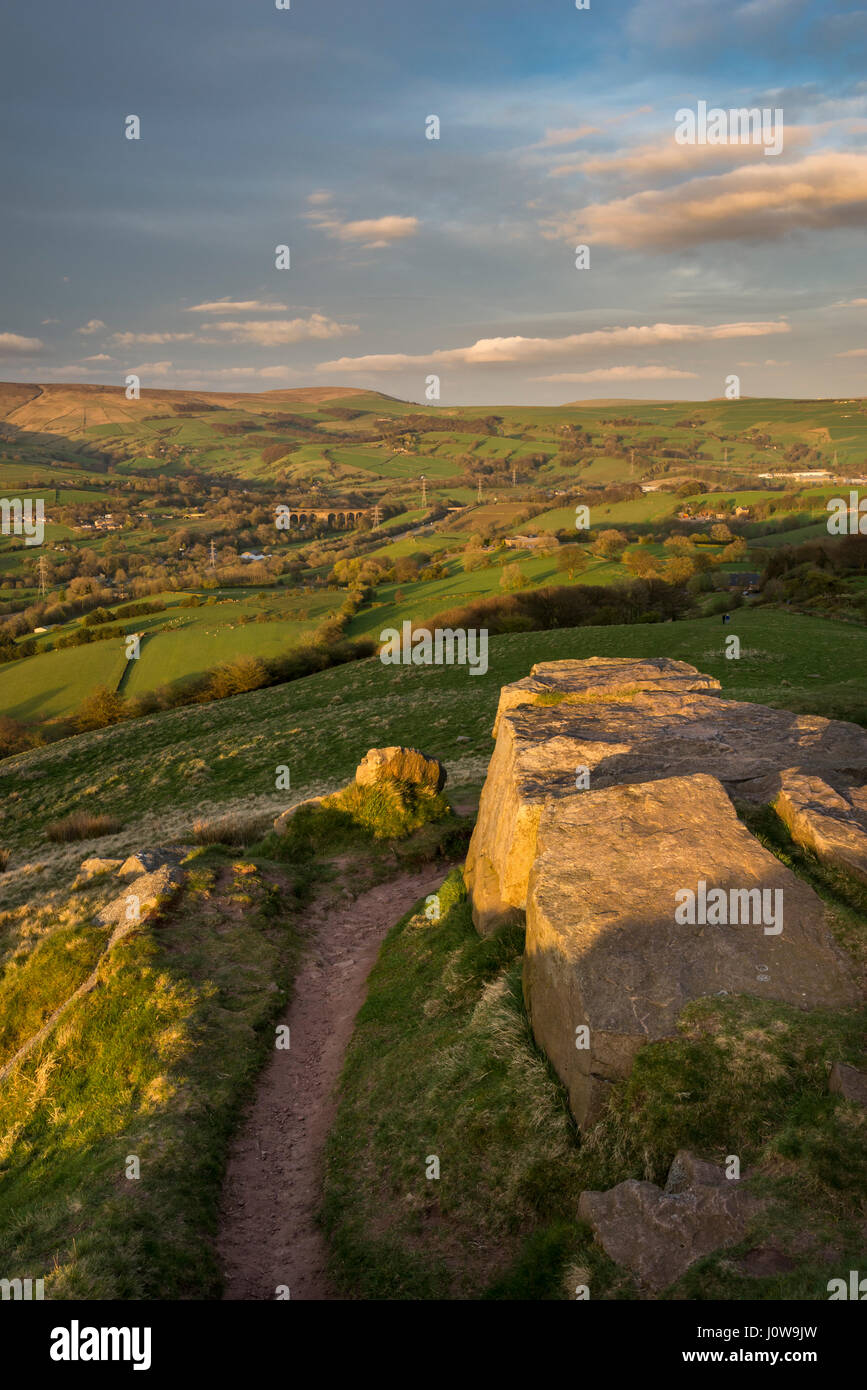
[217,865,451,1301]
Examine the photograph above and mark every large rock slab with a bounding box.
[465,670,867,934]
[579,1149,765,1291]
[523,773,858,1127]
[772,769,867,885]
[492,656,720,736]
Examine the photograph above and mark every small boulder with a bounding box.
[273,797,325,833]
[118,848,187,879]
[355,746,446,793]
[578,1150,764,1291]
[79,856,124,879]
[829,1061,867,1108]
[96,863,185,928]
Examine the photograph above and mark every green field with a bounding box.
[0,641,128,720]
[2,608,863,865]
[123,616,326,696]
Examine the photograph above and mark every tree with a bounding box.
[76,686,128,732]
[556,545,589,579]
[591,528,628,560]
[720,537,749,561]
[709,523,734,543]
[663,556,697,584]
[663,535,696,557]
[499,563,528,592]
[623,549,662,578]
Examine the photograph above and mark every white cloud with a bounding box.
[170,365,306,384]
[77,319,106,335]
[185,299,289,313]
[82,353,113,362]
[0,332,44,355]
[535,365,700,382]
[317,319,790,373]
[207,313,358,345]
[836,347,867,357]
[111,331,197,345]
[543,151,867,250]
[306,199,419,248]
[552,126,813,180]
[533,125,600,149]
[130,361,173,376]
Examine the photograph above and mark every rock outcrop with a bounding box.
[355,745,447,793]
[464,658,865,1126]
[523,772,857,1125]
[829,1061,867,1108]
[273,747,448,834]
[78,856,124,879]
[96,862,186,928]
[579,1150,765,1290]
[465,659,867,935]
[773,769,867,885]
[118,848,187,879]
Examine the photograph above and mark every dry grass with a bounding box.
[191,811,273,846]
[45,812,124,843]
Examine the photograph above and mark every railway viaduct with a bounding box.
[276,506,368,530]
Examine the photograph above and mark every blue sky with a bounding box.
[1,0,866,404]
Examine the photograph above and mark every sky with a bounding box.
[1,0,866,405]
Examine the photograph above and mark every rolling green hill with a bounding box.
[2,608,864,875]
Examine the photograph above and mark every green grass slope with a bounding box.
[1,609,864,873]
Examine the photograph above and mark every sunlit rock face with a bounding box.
[464,659,865,1125]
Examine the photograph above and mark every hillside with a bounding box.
[1,382,866,1306]
[2,609,865,881]
[1,617,866,1302]
[1,382,865,744]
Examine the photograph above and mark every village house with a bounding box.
[504,534,549,549]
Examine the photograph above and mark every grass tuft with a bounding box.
[45,812,124,843]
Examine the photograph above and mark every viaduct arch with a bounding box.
[283,508,367,530]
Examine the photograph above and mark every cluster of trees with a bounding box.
[553,526,748,586]
[422,575,692,639]
[757,535,867,619]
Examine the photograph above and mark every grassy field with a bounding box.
[1,609,864,877]
[0,590,342,721]
[0,641,129,720]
